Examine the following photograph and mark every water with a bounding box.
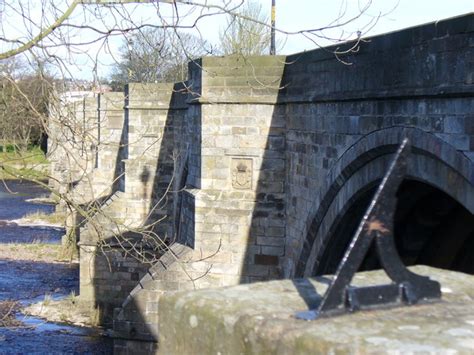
[0,325,111,354]
[0,180,63,244]
[0,225,64,244]
[0,180,54,220]
[0,180,113,353]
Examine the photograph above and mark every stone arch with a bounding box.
[295,127,474,277]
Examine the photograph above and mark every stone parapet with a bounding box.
[192,55,286,104]
[159,266,474,354]
[279,14,474,104]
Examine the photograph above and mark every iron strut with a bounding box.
[297,138,441,320]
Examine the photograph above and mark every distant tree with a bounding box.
[109,28,209,90]
[219,0,271,56]
[0,58,54,151]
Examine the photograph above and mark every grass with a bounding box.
[43,294,52,307]
[67,290,77,304]
[0,166,49,181]
[0,145,47,165]
[21,210,66,225]
[24,295,103,328]
[0,243,76,263]
[0,145,49,180]
[60,230,79,261]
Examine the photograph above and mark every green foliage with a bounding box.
[0,144,48,170]
[0,145,47,164]
[0,145,48,180]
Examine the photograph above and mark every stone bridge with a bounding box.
[48,14,473,353]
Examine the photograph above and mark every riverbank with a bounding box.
[0,146,49,181]
[0,243,69,263]
[0,244,96,327]
[24,295,101,328]
[0,179,112,353]
[0,250,111,353]
[8,210,66,229]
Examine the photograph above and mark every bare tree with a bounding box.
[219,0,271,56]
[0,1,387,66]
[109,27,209,90]
[0,0,395,259]
[0,0,400,297]
[0,58,53,152]
[0,0,405,334]
[0,0,394,213]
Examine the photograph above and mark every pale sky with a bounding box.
[105,0,474,78]
[257,0,474,54]
[1,0,473,80]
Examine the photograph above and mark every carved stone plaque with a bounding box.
[231,158,252,190]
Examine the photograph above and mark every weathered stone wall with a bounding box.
[280,14,474,277]
[159,266,474,354]
[111,14,473,351]
[74,91,130,319]
[48,93,100,245]
[48,92,97,202]
[79,245,150,324]
[122,83,186,232]
[87,91,125,198]
[62,92,126,207]
[77,83,190,323]
[113,57,289,344]
[188,56,287,283]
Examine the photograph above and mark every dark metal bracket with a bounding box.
[296,138,441,321]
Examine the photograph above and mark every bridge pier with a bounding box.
[47,13,473,353]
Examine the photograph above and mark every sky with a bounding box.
[256,0,474,54]
[1,0,473,80]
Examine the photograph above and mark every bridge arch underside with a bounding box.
[297,129,474,278]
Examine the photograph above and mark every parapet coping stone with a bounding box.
[159,265,474,354]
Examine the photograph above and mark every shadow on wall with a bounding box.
[111,91,128,194]
[92,82,190,351]
[68,92,128,242]
[88,13,473,353]
[242,13,474,313]
[143,82,190,245]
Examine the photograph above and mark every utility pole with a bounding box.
[127,35,133,80]
[270,0,276,55]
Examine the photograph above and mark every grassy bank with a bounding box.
[0,146,47,165]
[0,244,73,263]
[0,146,49,180]
[20,211,66,226]
[24,295,102,328]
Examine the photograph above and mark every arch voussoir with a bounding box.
[296,127,474,277]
